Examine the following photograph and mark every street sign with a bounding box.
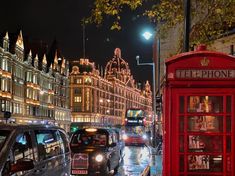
[4,111,11,119]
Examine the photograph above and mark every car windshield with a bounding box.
[125,126,145,135]
[0,130,10,152]
[71,132,107,147]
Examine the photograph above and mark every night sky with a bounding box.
[0,0,154,86]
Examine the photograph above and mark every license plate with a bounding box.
[72,169,88,174]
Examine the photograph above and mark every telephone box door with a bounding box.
[170,88,234,176]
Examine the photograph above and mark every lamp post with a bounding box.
[138,31,161,148]
[184,0,191,52]
[136,55,157,148]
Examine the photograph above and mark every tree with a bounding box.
[86,0,235,51]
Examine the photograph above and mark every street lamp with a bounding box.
[136,55,157,148]
[138,30,161,148]
[142,31,153,40]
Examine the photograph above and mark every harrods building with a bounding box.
[0,31,71,131]
[70,48,153,126]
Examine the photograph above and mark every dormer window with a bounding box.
[84,77,92,84]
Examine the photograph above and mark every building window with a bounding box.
[73,106,81,112]
[26,88,31,99]
[48,82,52,89]
[1,100,12,112]
[33,74,38,84]
[86,89,90,111]
[26,71,32,82]
[13,103,23,114]
[14,66,24,79]
[74,88,81,94]
[74,96,82,102]
[48,95,52,104]
[26,105,31,115]
[75,78,82,84]
[61,88,66,96]
[2,58,8,71]
[1,78,10,92]
[84,77,92,84]
[33,90,38,100]
[13,83,24,97]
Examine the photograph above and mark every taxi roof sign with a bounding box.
[85,128,97,132]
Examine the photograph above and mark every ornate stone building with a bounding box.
[70,48,153,126]
[0,31,71,131]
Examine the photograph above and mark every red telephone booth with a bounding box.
[163,45,235,176]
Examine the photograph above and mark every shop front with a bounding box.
[163,46,235,175]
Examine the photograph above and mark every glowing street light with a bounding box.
[142,31,153,40]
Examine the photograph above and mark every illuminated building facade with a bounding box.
[0,31,70,131]
[70,48,152,126]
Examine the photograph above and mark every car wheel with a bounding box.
[114,163,119,174]
[102,165,110,176]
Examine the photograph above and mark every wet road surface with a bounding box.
[116,146,150,176]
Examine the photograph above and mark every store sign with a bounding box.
[176,69,235,79]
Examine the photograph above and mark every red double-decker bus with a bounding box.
[122,108,148,146]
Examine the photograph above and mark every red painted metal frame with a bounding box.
[163,47,235,176]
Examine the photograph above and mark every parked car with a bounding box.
[70,127,121,175]
[0,124,71,176]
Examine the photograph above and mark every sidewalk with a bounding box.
[148,147,163,176]
[150,155,162,176]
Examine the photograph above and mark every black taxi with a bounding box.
[70,127,121,175]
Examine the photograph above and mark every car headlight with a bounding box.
[95,154,104,162]
[122,134,128,140]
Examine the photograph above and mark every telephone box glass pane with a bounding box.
[187,96,223,113]
[179,135,184,152]
[226,116,231,133]
[226,96,231,113]
[179,96,184,113]
[226,136,231,153]
[179,116,184,133]
[188,135,223,152]
[188,155,223,172]
[188,116,223,132]
[179,155,184,172]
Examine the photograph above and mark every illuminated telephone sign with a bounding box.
[176,69,235,79]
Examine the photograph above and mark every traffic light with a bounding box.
[156,95,162,112]
[71,126,78,133]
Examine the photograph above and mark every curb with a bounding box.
[141,165,150,176]
[140,146,151,176]
[147,146,157,155]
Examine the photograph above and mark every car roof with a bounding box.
[0,123,64,131]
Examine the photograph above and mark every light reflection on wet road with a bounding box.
[116,146,150,176]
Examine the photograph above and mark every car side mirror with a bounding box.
[11,159,34,173]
